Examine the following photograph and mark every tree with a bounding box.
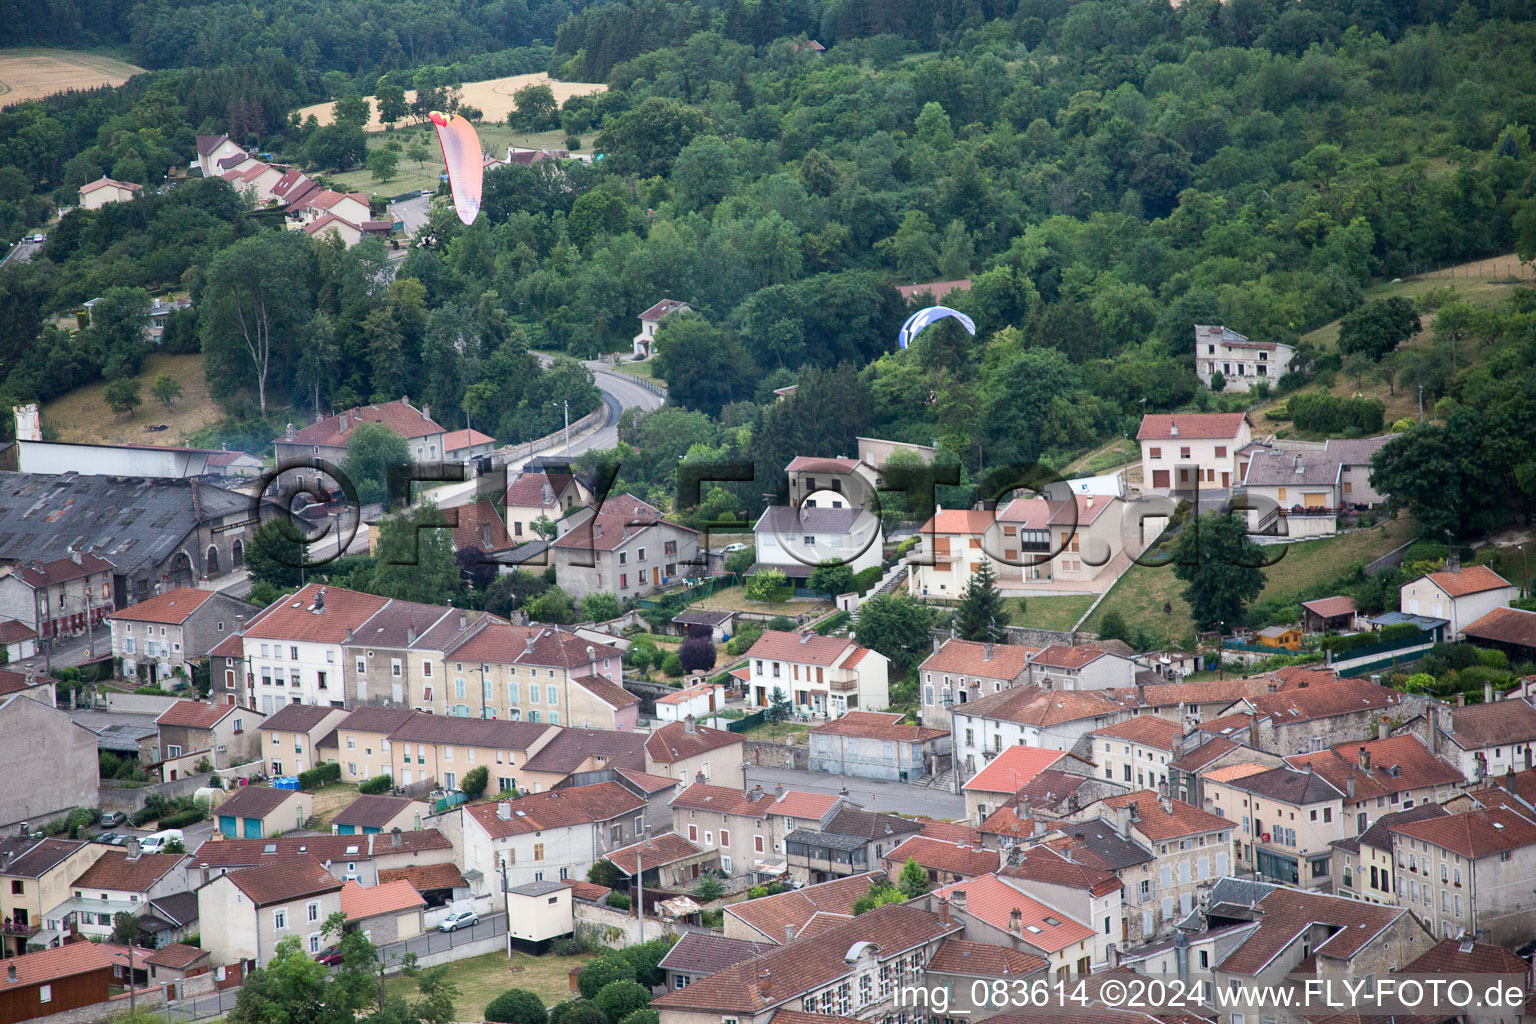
[1097,609,1130,645]
[852,593,935,669]
[580,593,623,622]
[304,122,369,170]
[457,547,498,593]
[459,764,489,799]
[91,286,153,378]
[333,94,372,126]
[588,858,624,888]
[693,875,725,901]
[808,561,854,601]
[745,569,788,602]
[955,561,1006,642]
[376,83,408,125]
[104,376,142,418]
[151,373,182,410]
[486,990,547,1024]
[526,586,576,625]
[551,1004,608,1024]
[577,956,636,1000]
[620,1011,659,1024]
[111,910,140,945]
[593,97,706,177]
[678,635,717,673]
[1169,512,1269,631]
[247,517,309,589]
[724,546,756,575]
[373,502,464,606]
[766,686,793,737]
[201,232,314,416]
[510,83,558,130]
[368,147,399,183]
[852,881,904,914]
[1209,370,1226,392]
[660,652,684,676]
[595,982,650,1024]
[341,422,411,507]
[407,142,431,169]
[1337,297,1421,361]
[898,857,929,899]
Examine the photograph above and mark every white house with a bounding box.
[59,848,188,941]
[742,630,889,719]
[241,584,390,713]
[1137,413,1252,492]
[1400,564,1516,636]
[1027,644,1139,691]
[751,506,883,592]
[1194,324,1294,392]
[655,681,727,723]
[78,177,143,209]
[195,135,248,178]
[632,299,690,358]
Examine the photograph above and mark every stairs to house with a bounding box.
[921,766,955,791]
[870,564,908,600]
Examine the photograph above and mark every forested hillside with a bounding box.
[2,0,1536,532]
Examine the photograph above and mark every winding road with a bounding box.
[535,356,667,457]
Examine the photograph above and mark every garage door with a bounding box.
[1152,470,1169,488]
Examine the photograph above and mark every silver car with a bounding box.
[438,908,479,933]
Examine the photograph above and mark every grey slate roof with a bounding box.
[1227,765,1343,804]
[753,506,868,535]
[785,828,869,852]
[1053,818,1154,870]
[96,723,158,753]
[509,880,568,896]
[148,892,200,926]
[1241,449,1341,488]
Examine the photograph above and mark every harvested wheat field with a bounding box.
[0,48,143,107]
[295,72,606,131]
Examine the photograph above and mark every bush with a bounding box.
[297,761,342,790]
[852,566,883,595]
[486,989,548,1024]
[595,981,651,1024]
[588,859,624,888]
[460,764,490,799]
[1287,392,1385,434]
[678,636,717,673]
[660,653,684,677]
[725,623,763,656]
[358,774,393,795]
[577,955,636,1000]
[619,1012,658,1024]
[692,875,724,901]
[604,891,631,910]
[617,936,676,988]
[1319,622,1422,654]
[814,611,850,635]
[159,804,209,829]
[552,937,585,956]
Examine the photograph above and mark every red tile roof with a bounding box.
[1421,564,1513,598]
[573,674,640,710]
[895,279,972,302]
[979,806,1038,839]
[638,299,689,321]
[16,552,115,588]
[1283,735,1464,799]
[72,849,185,892]
[1388,803,1536,858]
[1136,413,1249,441]
[645,720,741,764]
[810,711,946,743]
[1446,696,1536,748]
[1096,792,1230,840]
[0,941,114,991]
[671,783,777,818]
[242,584,390,644]
[280,400,443,447]
[1000,848,1121,897]
[143,943,207,970]
[926,937,1047,977]
[1403,938,1530,977]
[920,639,1034,680]
[606,831,705,875]
[341,878,425,921]
[1031,644,1114,669]
[110,588,218,624]
[963,746,1071,794]
[155,699,237,729]
[915,819,984,845]
[614,768,679,794]
[335,706,418,736]
[565,879,612,902]
[958,685,1133,728]
[1461,607,1536,648]
[258,703,340,734]
[1196,713,1253,737]
[934,874,1094,953]
[785,456,861,474]
[214,786,302,820]
[378,863,467,891]
[884,836,1000,877]
[1216,887,1406,975]
[1169,736,1239,772]
[1301,596,1357,619]
[224,854,343,906]
[724,871,884,943]
[770,790,843,821]
[0,619,37,643]
[190,830,451,869]
[551,497,695,552]
[744,629,864,668]
[443,428,495,452]
[504,472,565,509]
[1242,677,1404,723]
[916,509,995,535]
[450,500,512,552]
[1091,715,1184,750]
[466,782,645,839]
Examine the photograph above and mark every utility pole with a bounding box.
[563,399,571,456]
[1418,384,1423,423]
[635,853,643,943]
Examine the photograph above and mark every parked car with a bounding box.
[95,832,121,845]
[722,543,747,553]
[314,946,345,966]
[438,908,479,933]
[100,811,126,828]
[139,829,183,853]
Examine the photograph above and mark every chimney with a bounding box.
[758,971,772,1001]
[70,550,82,566]
[316,587,326,611]
[1008,908,1022,933]
[785,924,796,944]
[1170,424,1179,437]
[17,823,25,838]
[695,771,706,785]
[406,625,416,645]
[983,642,994,661]
[6,964,14,983]
[126,837,142,860]
[939,900,951,925]
[497,802,511,820]
[236,615,245,634]
[950,890,966,912]
[1032,817,1046,838]
[1346,777,1354,799]
[459,613,468,630]
[1114,803,1132,838]
[799,632,812,644]
[684,715,697,735]
[1485,682,1494,705]
[1358,746,1371,771]
[774,782,784,798]
[933,637,941,654]
[285,422,295,441]
[1457,693,1465,708]
[421,402,430,422]
[525,635,536,653]
[1378,717,1389,741]
[1,850,11,870]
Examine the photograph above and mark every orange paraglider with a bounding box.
[428,111,483,226]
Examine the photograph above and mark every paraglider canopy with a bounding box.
[429,111,484,226]
[899,305,976,349]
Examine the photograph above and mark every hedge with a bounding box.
[297,762,342,790]
[1320,622,1421,654]
[814,611,851,635]
[159,805,208,829]
[852,566,883,595]
[358,774,393,795]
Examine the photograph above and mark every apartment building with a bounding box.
[198,856,344,968]
[109,588,251,686]
[952,688,1134,784]
[1201,764,1345,889]
[1194,324,1294,392]
[808,712,949,782]
[961,745,1100,825]
[670,783,778,879]
[994,494,1126,584]
[154,700,263,772]
[0,838,106,957]
[784,455,876,508]
[187,830,454,889]
[551,493,700,600]
[341,599,481,709]
[1388,802,1536,945]
[1330,803,1449,907]
[742,630,889,719]
[995,849,1122,969]
[917,639,1033,732]
[722,870,880,944]
[1027,644,1139,692]
[1089,716,1184,790]
[0,552,115,643]
[1284,733,1465,837]
[1430,695,1536,781]
[932,874,1099,978]
[1226,677,1415,755]
[243,585,389,712]
[256,704,349,777]
[324,706,417,783]
[272,399,445,495]
[645,719,747,789]
[384,715,555,793]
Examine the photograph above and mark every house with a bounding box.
[61,848,188,941]
[722,870,882,944]
[442,428,497,465]
[751,507,883,592]
[77,176,142,209]
[0,695,101,830]
[993,494,1127,584]
[0,838,106,956]
[1329,802,1448,907]
[0,472,257,608]
[0,552,115,643]
[1400,564,1517,637]
[1388,801,1536,945]
[670,609,735,643]
[0,941,116,1023]
[0,671,54,709]
[931,874,1099,976]
[325,706,417,784]
[197,855,344,968]
[444,782,648,893]
[784,807,923,885]
[504,880,573,953]
[271,399,447,497]
[289,189,371,228]
[895,278,971,302]
[952,690,1132,788]
[339,598,481,711]
[961,745,1101,825]
[0,622,36,664]
[655,681,726,723]
[551,494,700,600]
[384,715,554,794]
[195,135,247,178]
[1194,324,1294,391]
[138,892,199,949]
[302,212,365,247]
[503,471,586,542]
[784,455,876,509]
[1400,939,1532,1024]
[1225,676,1415,755]
[1302,596,1358,633]
[1240,447,1351,538]
[669,783,779,881]
[110,588,251,687]
[187,830,454,889]
[645,719,746,789]
[1136,413,1252,492]
[443,500,514,558]
[1460,606,1536,665]
[246,584,407,712]
[154,700,263,774]
[142,942,211,985]
[917,639,1033,732]
[905,508,996,597]
[993,848,1123,970]
[518,728,648,794]
[881,835,999,886]
[256,703,349,776]
[1427,693,1536,783]
[1167,735,1284,806]
[339,879,424,944]
[220,160,286,204]
[657,932,773,991]
[632,299,690,358]
[214,786,311,840]
[742,631,890,719]
[1027,644,1138,691]
[808,712,949,782]
[1201,762,1352,889]
[604,832,718,892]
[1088,716,1184,790]
[650,902,961,1024]
[331,795,429,836]
[923,940,1048,1020]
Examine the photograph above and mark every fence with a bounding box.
[166,986,241,1024]
[375,910,507,965]
[597,367,668,397]
[1404,256,1534,281]
[726,709,769,733]
[637,574,740,609]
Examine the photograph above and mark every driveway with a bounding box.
[389,194,432,236]
[743,764,966,821]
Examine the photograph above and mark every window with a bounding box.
[310,934,322,953]
[167,744,182,758]
[721,829,730,848]
[290,646,299,659]
[547,685,558,704]
[1215,446,1227,458]
[308,901,320,922]
[38,985,51,1004]
[1150,447,1162,459]
[274,909,288,930]
[422,662,433,678]
[534,843,545,861]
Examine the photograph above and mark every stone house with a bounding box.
[0,694,99,831]
[917,638,1033,732]
[551,494,700,600]
[1388,801,1536,946]
[110,588,251,686]
[1194,324,1294,392]
[154,700,263,773]
[270,398,446,497]
[808,712,949,782]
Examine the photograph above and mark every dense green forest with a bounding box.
[2,0,1536,533]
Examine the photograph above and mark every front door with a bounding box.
[1222,472,1230,487]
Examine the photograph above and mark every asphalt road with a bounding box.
[389,194,432,236]
[743,764,966,821]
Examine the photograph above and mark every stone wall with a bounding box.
[744,739,808,770]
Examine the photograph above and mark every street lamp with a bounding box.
[114,947,138,1014]
[548,399,570,455]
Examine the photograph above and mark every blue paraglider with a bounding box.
[898,305,976,349]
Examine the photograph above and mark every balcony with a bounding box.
[829,678,857,693]
[0,921,39,938]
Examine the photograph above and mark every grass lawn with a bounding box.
[40,352,224,447]
[328,122,597,198]
[739,719,812,743]
[608,359,663,383]
[304,782,361,828]
[1083,515,1417,650]
[383,950,594,1014]
[688,590,830,617]
[1007,594,1097,632]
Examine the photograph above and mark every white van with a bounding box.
[139,829,183,853]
